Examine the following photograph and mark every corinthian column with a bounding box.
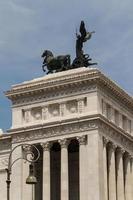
[116,147,125,200]
[41,142,51,200]
[108,142,117,200]
[77,135,87,200]
[103,137,109,200]
[59,139,69,200]
[124,152,132,200]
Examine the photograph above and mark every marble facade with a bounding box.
[0,67,133,200]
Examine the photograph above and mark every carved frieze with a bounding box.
[21,97,88,125]
[100,121,133,154]
[12,119,98,144]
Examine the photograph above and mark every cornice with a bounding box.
[5,68,98,100]
[0,134,11,142]
[10,82,97,107]
[5,67,133,110]
[97,73,133,112]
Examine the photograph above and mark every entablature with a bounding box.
[7,115,133,155]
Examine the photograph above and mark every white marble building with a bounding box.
[0,67,133,200]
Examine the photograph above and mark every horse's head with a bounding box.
[41,50,53,58]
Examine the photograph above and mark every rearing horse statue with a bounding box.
[41,50,71,74]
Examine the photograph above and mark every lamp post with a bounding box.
[5,143,40,200]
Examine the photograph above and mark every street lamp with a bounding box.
[5,143,40,200]
[26,163,37,184]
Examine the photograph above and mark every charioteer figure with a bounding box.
[72,20,97,67]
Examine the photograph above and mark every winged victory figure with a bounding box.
[76,20,95,59]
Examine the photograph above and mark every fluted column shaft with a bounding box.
[59,139,69,200]
[124,153,132,200]
[77,135,87,200]
[103,137,108,200]
[108,143,117,200]
[116,147,125,200]
[131,158,133,198]
[41,142,51,200]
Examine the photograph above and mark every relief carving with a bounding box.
[0,157,9,170]
[100,121,133,154]
[66,100,78,114]
[32,107,42,121]
[77,135,87,145]
[60,103,66,116]
[21,97,88,126]
[42,106,49,120]
[49,104,59,117]
[12,120,98,143]
[24,109,31,123]
[77,98,85,113]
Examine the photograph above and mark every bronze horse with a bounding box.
[42,50,71,74]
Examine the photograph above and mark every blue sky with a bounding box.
[0,0,133,131]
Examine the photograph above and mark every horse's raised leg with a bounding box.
[42,65,46,72]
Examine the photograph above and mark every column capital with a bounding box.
[116,147,125,155]
[108,142,117,152]
[59,138,69,148]
[77,135,87,145]
[103,136,109,146]
[41,142,51,151]
[124,152,133,160]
